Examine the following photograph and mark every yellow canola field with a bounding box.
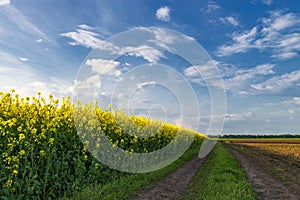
[0,90,206,199]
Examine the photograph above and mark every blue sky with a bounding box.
[1,0,300,135]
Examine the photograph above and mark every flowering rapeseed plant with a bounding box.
[0,90,207,199]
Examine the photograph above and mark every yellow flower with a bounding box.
[18,133,25,141]
[83,155,88,161]
[12,156,19,163]
[95,163,100,169]
[19,150,25,156]
[31,128,37,135]
[12,169,18,176]
[17,126,22,132]
[39,150,46,157]
[5,179,13,187]
[49,138,54,145]
[5,157,12,165]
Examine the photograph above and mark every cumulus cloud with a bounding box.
[156,6,171,22]
[217,11,300,60]
[70,75,101,98]
[85,59,121,76]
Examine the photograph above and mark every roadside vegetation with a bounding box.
[61,140,203,200]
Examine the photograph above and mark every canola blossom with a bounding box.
[0,90,206,199]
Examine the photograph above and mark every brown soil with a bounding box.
[225,144,300,200]
[131,155,207,200]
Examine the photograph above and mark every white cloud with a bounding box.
[0,0,10,6]
[1,6,52,43]
[222,64,275,93]
[19,57,28,62]
[251,69,300,93]
[36,38,42,43]
[217,27,257,56]
[184,60,220,79]
[70,74,101,98]
[185,61,275,94]
[78,24,94,30]
[262,0,274,5]
[61,27,166,63]
[293,97,300,105]
[217,11,300,59]
[85,59,121,76]
[288,108,294,114]
[205,2,221,12]
[136,81,156,89]
[61,29,120,52]
[156,6,171,22]
[124,45,164,63]
[225,112,253,121]
[220,17,239,26]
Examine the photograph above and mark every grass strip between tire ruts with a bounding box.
[178,142,256,200]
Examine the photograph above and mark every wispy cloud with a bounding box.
[61,26,166,63]
[251,69,300,93]
[204,1,221,13]
[184,60,221,80]
[136,81,156,89]
[62,26,195,63]
[220,16,239,26]
[155,6,171,22]
[221,63,275,94]
[60,28,119,52]
[225,112,253,121]
[78,24,95,30]
[217,10,300,60]
[19,57,28,62]
[1,6,51,43]
[262,0,274,5]
[0,0,10,6]
[217,27,257,56]
[185,60,275,94]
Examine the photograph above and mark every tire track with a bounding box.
[131,154,207,200]
[224,144,299,200]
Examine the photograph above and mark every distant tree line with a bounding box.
[220,134,300,138]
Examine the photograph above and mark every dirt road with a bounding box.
[131,155,207,200]
[225,144,300,200]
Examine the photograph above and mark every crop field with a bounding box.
[224,139,300,199]
[0,91,205,199]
